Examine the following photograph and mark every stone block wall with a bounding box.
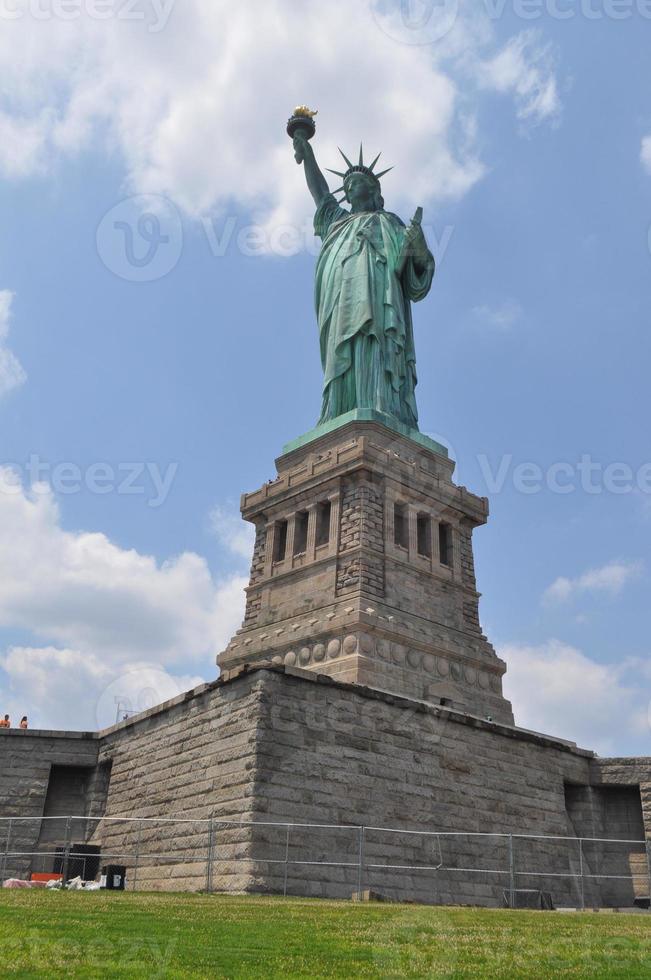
[246,668,597,905]
[336,476,385,599]
[92,675,269,892]
[0,730,99,880]
[1,668,649,906]
[588,758,651,906]
[243,523,267,626]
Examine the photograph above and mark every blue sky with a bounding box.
[0,0,649,754]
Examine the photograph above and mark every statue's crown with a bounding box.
[326,144,393,199]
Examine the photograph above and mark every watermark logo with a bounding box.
[371,0,460,45]
[97,200,454,272]
[483,0,651,21]
[0,0,176,32]
[96,194,183,282]
[371,0,651,38]
[0,456,178,508]
[477,453,651,496]
[95,666,188,729]
[201,215,455,262]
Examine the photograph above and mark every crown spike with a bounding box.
[338,147,354,169]
[374,167,394,180]
[331,186,345,195]
[326,168,347,178]
[368,152,382,172]
[359,143,364,166]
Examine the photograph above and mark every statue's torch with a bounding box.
[287,106,317,162]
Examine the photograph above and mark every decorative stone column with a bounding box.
[305,504,318,562]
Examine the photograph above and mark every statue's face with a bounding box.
[345,173,378,211]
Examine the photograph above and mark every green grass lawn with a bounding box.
[0,892,649,979]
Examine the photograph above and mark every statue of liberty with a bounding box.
[290,112,435,432]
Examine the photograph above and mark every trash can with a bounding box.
[100,865,126,890]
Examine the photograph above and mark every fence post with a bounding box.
[1,818,12,882]
[132,819,142,892]
[356,826,365,900]
[283,825,291,898]
[61,816,71,885]
[205,816,215,894]
[508,834,516,909]
[646,838,651,909]
[578,838,585,911]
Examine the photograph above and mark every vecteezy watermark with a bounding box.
[96,194,183,282]
[371,0,460,45]
[0,0,176,32]
[201,215,455,261]
[95,666,190,729]
[0,456,178,507]
[4,933,178,973]
[481,0,651,20]
[96,199,455,279]
[477,453,651,495]
[370,0,651,45]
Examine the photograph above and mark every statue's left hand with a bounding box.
[403,220,428,261]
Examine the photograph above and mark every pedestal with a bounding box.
[217,419,514,725]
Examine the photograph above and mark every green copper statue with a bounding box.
[290,112,434,431]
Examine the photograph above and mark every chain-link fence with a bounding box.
[1,815,649,909]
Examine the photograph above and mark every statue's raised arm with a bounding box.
[287,109,435,434]
[293,132,330,207]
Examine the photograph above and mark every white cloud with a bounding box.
[0,473,247,729]
[480,30,560,127]
[0,476,244,662]
[0,290,26,397]
[544,560,643,604]
[472,298,522,329]
[208,504,255,562]
[0,3,560,237]
[0,647,204,731]
[0,111,51,177]
[641,136,651,175]
[501,640,649,755]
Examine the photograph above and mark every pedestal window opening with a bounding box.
[417,513,432,558]
[439,522,452,566]
[273,520,288,563]
[394,502,408,550]
[293,511,309,556]
[316,501,332,547]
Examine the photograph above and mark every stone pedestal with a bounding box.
[217,419,514,725]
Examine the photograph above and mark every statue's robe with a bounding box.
[314,194,434,429]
